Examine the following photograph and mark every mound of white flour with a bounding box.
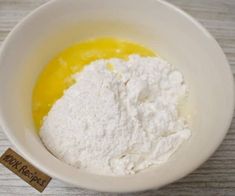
[40,55,191,175]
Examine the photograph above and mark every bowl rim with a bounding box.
[0,0,234,193]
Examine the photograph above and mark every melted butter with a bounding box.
[106,63,114,71]
[32,38,156,130]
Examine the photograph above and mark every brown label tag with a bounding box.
[0,148,51,192]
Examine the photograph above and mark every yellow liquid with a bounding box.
[32,38,156,130]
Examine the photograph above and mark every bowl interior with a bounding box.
[0,0,233,192]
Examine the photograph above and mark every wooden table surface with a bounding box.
[0,0,235,195]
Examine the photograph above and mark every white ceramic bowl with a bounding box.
[0,0,234,193]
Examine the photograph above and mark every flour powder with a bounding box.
[40,55,191,175]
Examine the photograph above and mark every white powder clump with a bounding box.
[40,55,191,175]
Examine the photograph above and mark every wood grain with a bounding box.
[0,0,235,195]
